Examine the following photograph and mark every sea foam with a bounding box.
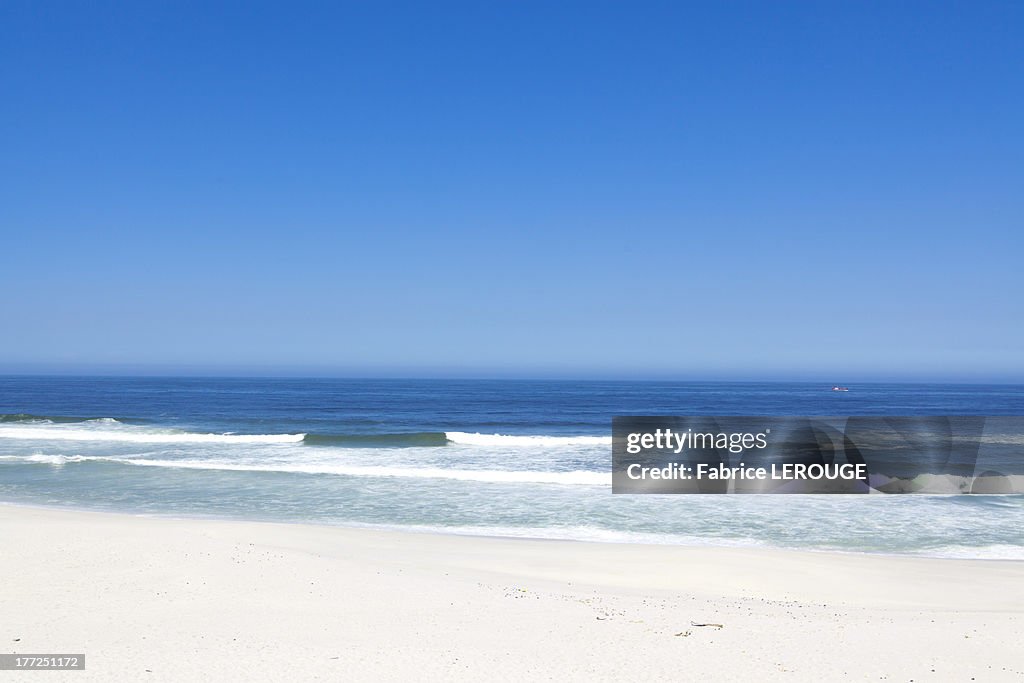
[0,425,305,444]
[445,432,610,447]
[0,453,609,486]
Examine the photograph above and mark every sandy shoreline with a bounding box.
[2,504,1022,681]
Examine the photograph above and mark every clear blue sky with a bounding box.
[1,1,1021,380]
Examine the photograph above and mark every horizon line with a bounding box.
[1,371,1022,386]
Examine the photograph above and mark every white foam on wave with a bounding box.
[910,544,1024,560]
[0,425,305,444]
[122,459,609,486]
[445,432,611,447]
[1,422,608,449]
[0,452,608,485]
[340,522,771,547]
[0,454,99,465]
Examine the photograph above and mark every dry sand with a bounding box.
[1,504,1022,681]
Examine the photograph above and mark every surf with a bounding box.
[0,453,609,486]
[0,424,305,444]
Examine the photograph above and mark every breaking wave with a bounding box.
[0,425,305,444]
[0,453,608,486]
[0,419,610,449]
[444,432,610,447]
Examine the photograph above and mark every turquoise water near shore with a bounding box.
[1,377,1022,558]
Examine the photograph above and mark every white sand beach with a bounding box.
[2,504,1022,681]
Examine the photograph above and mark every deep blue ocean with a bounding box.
[2,377,1022,557]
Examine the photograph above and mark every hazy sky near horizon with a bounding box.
[2,2,1022,380]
